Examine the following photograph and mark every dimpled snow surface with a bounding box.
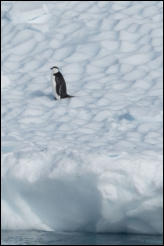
[1,1,163,236]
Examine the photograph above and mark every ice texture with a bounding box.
[1,1,163,234]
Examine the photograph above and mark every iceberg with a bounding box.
[1,1,163,234]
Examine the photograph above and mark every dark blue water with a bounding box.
[1,230,163,245]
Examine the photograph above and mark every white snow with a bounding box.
[1,1,163,234]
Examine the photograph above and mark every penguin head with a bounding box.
[50,66,59,74]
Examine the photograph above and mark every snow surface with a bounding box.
[1,1,163,234]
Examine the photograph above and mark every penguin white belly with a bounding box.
[51,75,60,100]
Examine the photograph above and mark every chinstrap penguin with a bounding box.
[50,66,73,100]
